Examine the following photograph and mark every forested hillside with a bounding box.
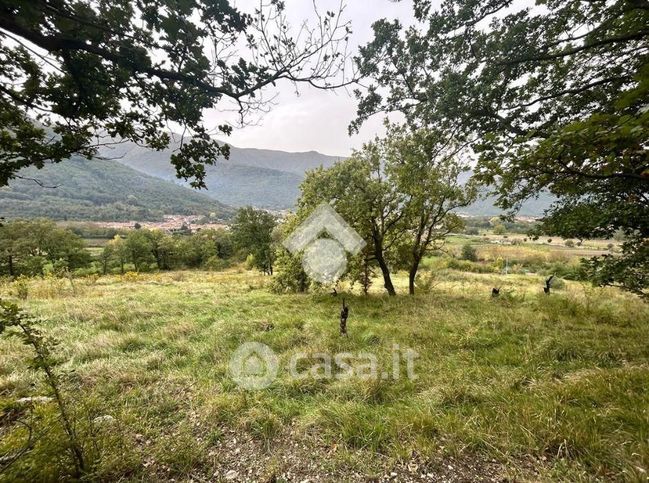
[108,141,554,214]
[0,157,234,221]
[103,140,338,209]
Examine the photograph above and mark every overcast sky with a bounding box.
[204,0,416,157]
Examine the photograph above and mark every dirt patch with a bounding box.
[158,425,537,482]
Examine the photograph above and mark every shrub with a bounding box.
[551,277,566,290]
[270,250,309,293]
[446,258,497,274]
[460,243,478,261]
[245,253,256,270]
[14,276,29,300]
[121,271,140,282]
[565,239,575,247]
[205,256,231,271]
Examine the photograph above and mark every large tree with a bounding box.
[354,0,649,298]
[386,127,476,294]
[299,127,474,295]
[0,0,352,187]
[299,152,404,296]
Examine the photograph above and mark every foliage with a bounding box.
[354,0,649,298]
[0,0,352,187]
[124,230,156,272]
[270,249,309,294]
[299,126,475,295]
[346,248,375,295]
[460,244,477,262]
[100,228,235,273]
[0,300,85,476]
[0,219,90,276]
[585,237,649,300]
[231,207,276,275]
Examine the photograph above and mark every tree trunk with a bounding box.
[408,267,417,295]
[408,255,422,295]
[8,254,14,277]
[375,252,396,296]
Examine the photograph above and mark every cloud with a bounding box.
[203,0,415,155]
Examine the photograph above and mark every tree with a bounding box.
[124,230,154,272]
[98,243,113,275]
[106,235,129,274]
[354,0,649,298]
[0,220,36,276]
[300,152,403,295]
[40,225,90,270]
[231,207,276,275]
[460,244,477,262]
[299,127,474,295]
[0,219,89,276]
[385,127,475,294]
[178,231,216,267]
[0,0,353,186]
[210,228,234,260]
[144,230,177,270]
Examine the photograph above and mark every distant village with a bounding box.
[91,215,229,234]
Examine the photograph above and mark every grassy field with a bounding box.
[1,264,648,481]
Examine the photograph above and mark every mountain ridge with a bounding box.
[108,140,553,216]
[0,157,234,221]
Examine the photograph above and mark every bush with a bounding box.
[460,243,478,261]
[446,258,497,274]
[14,276,29,300]
[270,250,309,293]
[542,261,588,281]
[565,239,575,247]
[551,277,566,290]
[205,256,231,271]
[245,254,256,270]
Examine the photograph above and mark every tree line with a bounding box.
[0,209,277,277]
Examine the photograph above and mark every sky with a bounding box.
[204,0,417,157]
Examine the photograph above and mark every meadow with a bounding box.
[1,245,648,481]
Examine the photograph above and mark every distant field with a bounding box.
[1,266,647,481]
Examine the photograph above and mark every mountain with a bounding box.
[460,192,554,218]
[0,157,234,221]
[104,141,342,210]
[109,141,554,216]
[2,139,553,220]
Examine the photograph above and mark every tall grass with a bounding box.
[0,269,647,480]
